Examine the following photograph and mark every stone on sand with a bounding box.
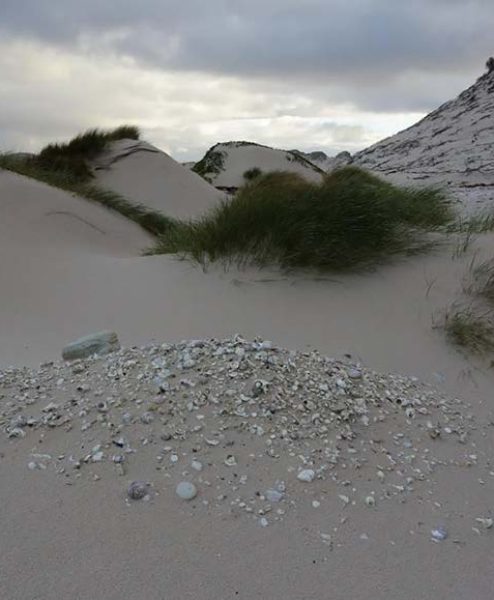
[62,331,120,361]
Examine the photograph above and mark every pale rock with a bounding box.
[62,331,120,361]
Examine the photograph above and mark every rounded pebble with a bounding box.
[176,481,197,500]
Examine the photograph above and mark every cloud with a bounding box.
[0,38,422,159]
[0,1,492,158]
[1,1,492,82]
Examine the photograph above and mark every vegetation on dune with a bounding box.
[0,126,142,186]
[149,166,454,271]
[439,256,494,357]
[442,308,494,355]
[192,147,226,183]
[243,167,263,181]
[469,258,494,304]
[34,125,141,183]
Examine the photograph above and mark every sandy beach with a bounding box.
[2,140,494,599]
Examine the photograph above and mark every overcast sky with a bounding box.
[0,0,492,160]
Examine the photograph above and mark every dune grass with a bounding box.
[442,308,494,355]
[149,167,454,271]
[243,167,263,181]
[33,125,141,183]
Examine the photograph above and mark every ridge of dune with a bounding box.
[92,138,225,220]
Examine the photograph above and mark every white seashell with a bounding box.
[8,427,26,439]
[140,411,154,424]
[475,518,493,529]
[297,469,315,483]
[365,495,376,507]
[191,460,203,472]
[431,527,448,541]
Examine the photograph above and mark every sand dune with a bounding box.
[193,141,324,189]
[93,139,224,219]
[0,169,151,257]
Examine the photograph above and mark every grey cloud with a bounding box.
[1,1,492,84]
[1,0,493,156]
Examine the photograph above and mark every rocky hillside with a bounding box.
[352,63,494,189]
[291,150,352,172]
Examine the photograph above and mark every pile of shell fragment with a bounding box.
[0,336,486,531]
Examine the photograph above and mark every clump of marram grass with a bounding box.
[462,257,494,305]
[243,167,263,181]
[33,125,141,183]
[447,209,494,257]
[442,308,494,354]
[150,167,454,271]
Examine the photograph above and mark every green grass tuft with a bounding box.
[243,167,263,181]
[33,125,141,184]
[442,308,494,354]
[467,258,494,304]
[150,167,454,271]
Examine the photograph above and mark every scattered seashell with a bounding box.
[265,489,284,503]
[297,469,315,483]
[140,412,154,424]
[127,481,149,501]
[224,455,237,467]
[475,517,493,529]
[431,526,448,541]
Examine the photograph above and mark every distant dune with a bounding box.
[192,141,324,190]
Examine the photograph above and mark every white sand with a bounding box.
[196,142,324,188]
[93,139,224,219]
[1,167,494,599]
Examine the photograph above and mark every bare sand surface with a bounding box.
[1,169,494,599]
[93,139,224,219]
